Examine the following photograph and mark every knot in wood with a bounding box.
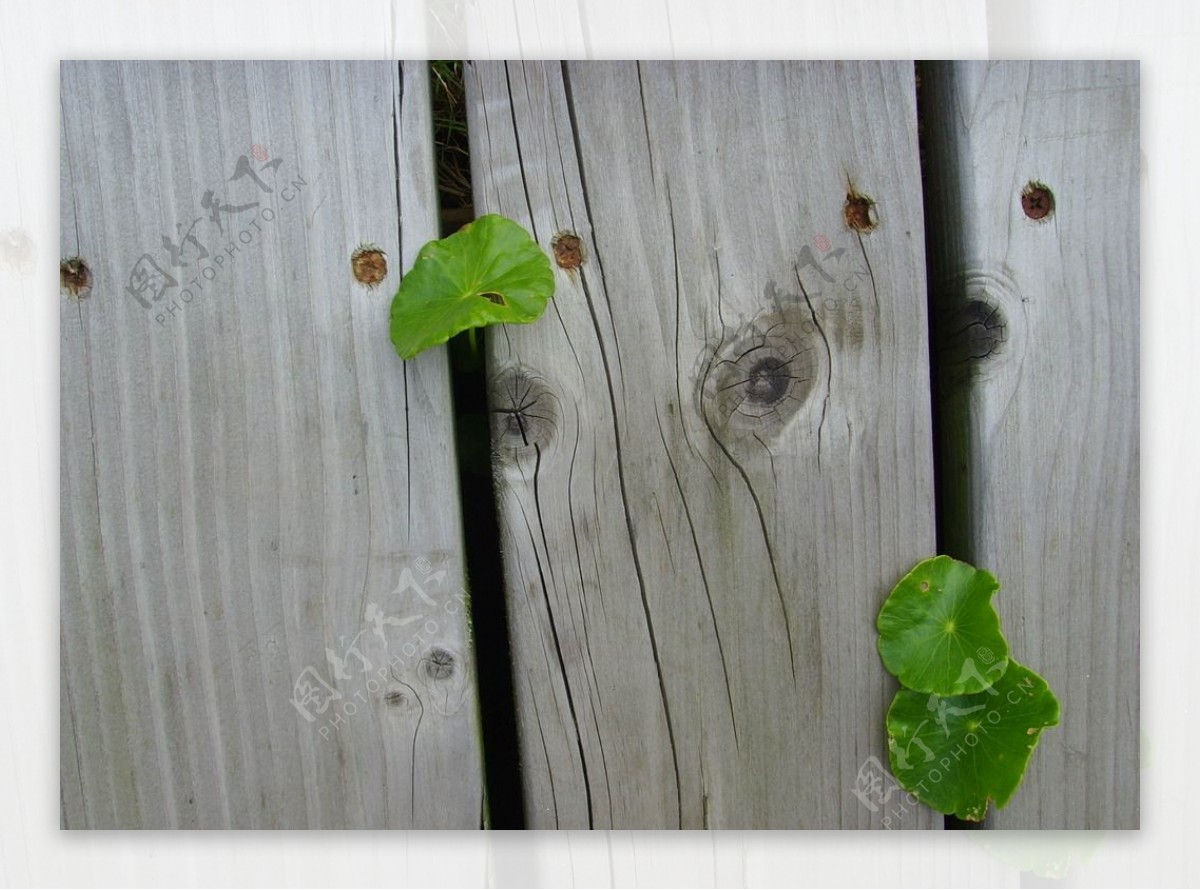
[936,270,1019,389]
[956,299,1007,362]
[489,366,559,464]
[382,681,422,716]
[416,644,469,715]
[742,355,792,404]
[700,306,818,440]
[420,645,457,682]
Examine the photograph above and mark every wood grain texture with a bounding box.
[60,61,484,828]
[920,61,1139,828]
[467,61,938,828]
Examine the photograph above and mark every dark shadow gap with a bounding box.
[448,332,526,829]
[915,60,995,832]
[430,60,526,829]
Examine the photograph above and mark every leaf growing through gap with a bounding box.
[390,214,555,360]
[885,659,1061,822]
[876,555,1010,695]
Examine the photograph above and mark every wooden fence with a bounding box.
[60,60,1138,829]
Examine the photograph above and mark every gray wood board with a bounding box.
[467,60,938,828]
[921,61,1139,829]
[60,61,484,828]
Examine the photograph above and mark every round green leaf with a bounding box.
[877,555,1010,695]
[885,659,1060,822]
[390,214,554,360]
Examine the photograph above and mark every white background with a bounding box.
[1,0,1194,886]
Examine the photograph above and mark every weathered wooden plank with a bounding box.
[60,61,484,828]
[920,61,1139,829]
[467,60,938,828]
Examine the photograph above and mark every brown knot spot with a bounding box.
[351,244,388,288]
[1020,182,1054,221]
[383,688,408,707]
[844,191,877,232]
[60,256,93,298]
[551,232,585,270]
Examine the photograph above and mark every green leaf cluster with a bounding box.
[390,215,555,360]
[876,556,1060,821]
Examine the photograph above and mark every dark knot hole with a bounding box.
[744,356,792,405]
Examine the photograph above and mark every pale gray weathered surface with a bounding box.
[60,61,484,828]
[468,61,938,828]
[921,61,1139,828]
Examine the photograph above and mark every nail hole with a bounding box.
[551,232,585,270]
[1020,181,1054,221]
[60,256,93,298]
[844,191,877,232]
[351,244,388,288]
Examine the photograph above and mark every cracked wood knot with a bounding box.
[699,301,820,442]
[489,366,559,469]
[934,269,1020,389]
